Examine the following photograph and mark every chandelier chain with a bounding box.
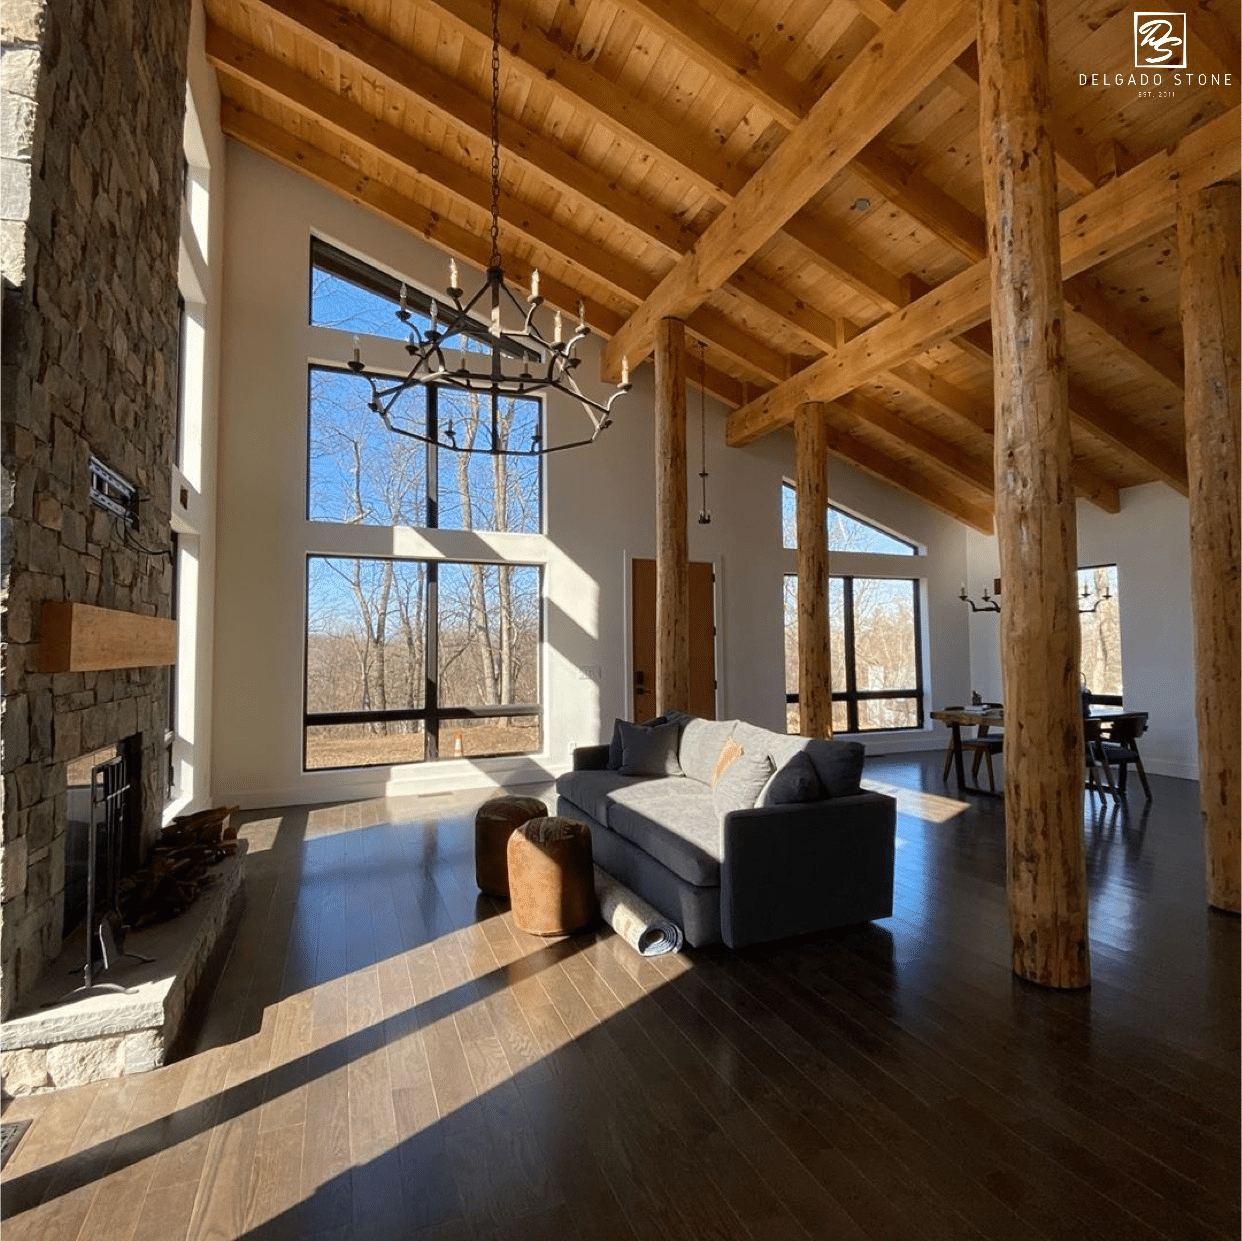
[489,0,502,268]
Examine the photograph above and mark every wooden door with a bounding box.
[631,558,716,720]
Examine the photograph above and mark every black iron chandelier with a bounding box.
[346,0,630,456]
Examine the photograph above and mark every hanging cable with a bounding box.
[696,341,711,525]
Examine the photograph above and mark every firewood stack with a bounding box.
[117,805,239,929]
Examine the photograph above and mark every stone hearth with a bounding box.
[0,848,244,1095]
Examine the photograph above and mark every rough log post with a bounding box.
[979,0,1090,987]
[795,403,833,736]
[1179,182,1241,913]
[654,317,690,715]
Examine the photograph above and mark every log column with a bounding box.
[979,0,1090,987]
[1178,183,1241,913]
[795,403,833,737]
[654,317,690,715]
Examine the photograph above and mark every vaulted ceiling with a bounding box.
[203,0,1240,533]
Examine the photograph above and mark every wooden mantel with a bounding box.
[38,602,176,673]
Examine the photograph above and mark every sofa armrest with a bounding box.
[719,791,896,948]
[572,744,611,771]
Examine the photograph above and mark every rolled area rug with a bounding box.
[593,865,684,956]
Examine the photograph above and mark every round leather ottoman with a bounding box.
[474,795,548,897]
[507,816,597,936]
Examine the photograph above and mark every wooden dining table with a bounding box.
[932,704,1148,794]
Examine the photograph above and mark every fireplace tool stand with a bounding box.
[47,750,153,1006]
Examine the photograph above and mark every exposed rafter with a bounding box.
[727,108,1240,447]
[600,0,976,379]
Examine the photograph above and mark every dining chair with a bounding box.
[1082,717,1116,800]
[941,704,1005,792]
[1096,715,1152,801]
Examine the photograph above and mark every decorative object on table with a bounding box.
[959,579,1001,612]
[970,689,983,706]
[507,816,597,935]
[344,0,630,457]
[474,795,548,897]
[594,865,683,956]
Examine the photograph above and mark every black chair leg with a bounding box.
[1135,758,1152,801]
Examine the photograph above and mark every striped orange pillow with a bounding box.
[711,737,745,789]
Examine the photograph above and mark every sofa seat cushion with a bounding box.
[556,769,654,827]
[605,779,724,887]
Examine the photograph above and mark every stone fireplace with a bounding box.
[1,0,193,1022]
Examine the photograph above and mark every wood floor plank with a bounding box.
[2,764,1234,1241]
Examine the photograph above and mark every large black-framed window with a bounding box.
[304,555,542,771]
[307,365,541,533]
[784,574,925,733]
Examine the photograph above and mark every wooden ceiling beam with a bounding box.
[821,419,995,534]
[599,0,976,380]
[726,108,1240,445]
[853,0,1097,195]
[409,0,743,199]
[612,0,805,126]
[1062,273,1185,392]
[208,26,792,386]
[947,319,1186,493]
[832,392,995,499]
[852,136,1189,399]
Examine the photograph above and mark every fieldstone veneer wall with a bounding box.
[0,0,191,1018]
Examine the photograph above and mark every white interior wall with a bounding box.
[166,1,225,818]
[210,145,980,807]
[211,146,793,806]
[966,483,1198,778]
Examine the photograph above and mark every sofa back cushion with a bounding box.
[607,715,667,770]
[677,718,738,784]
[731,722,865,799]
[802,738,865,796]
[756,750,823,807]
[712,749,775,819]
[618,718,684,777]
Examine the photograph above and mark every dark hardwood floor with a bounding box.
[2,753,1237,1240]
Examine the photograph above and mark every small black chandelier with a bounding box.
[346,0,630,456]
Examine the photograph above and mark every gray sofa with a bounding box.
[554,714,896,949]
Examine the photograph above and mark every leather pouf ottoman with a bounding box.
[507,816,598,936]
[474,795,548,897]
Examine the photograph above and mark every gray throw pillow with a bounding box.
[757,750,823,807]
[607,715,666,770]
[802,738,865,797]
[618,719,684,777]
[713,750,774,818]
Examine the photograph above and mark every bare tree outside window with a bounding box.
[1078,564,1123,699]
[303,248,543,769]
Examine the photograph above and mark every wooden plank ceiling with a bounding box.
[204,0,1241,533]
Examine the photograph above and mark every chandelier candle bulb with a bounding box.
[621,355,630,385]
[399,282,407,310]
[449,258,459,290]
[429,299,438,331]
[577,299,585,329]
[530,268,540,299]
[554,310,563,344]
[352,335,361,365]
